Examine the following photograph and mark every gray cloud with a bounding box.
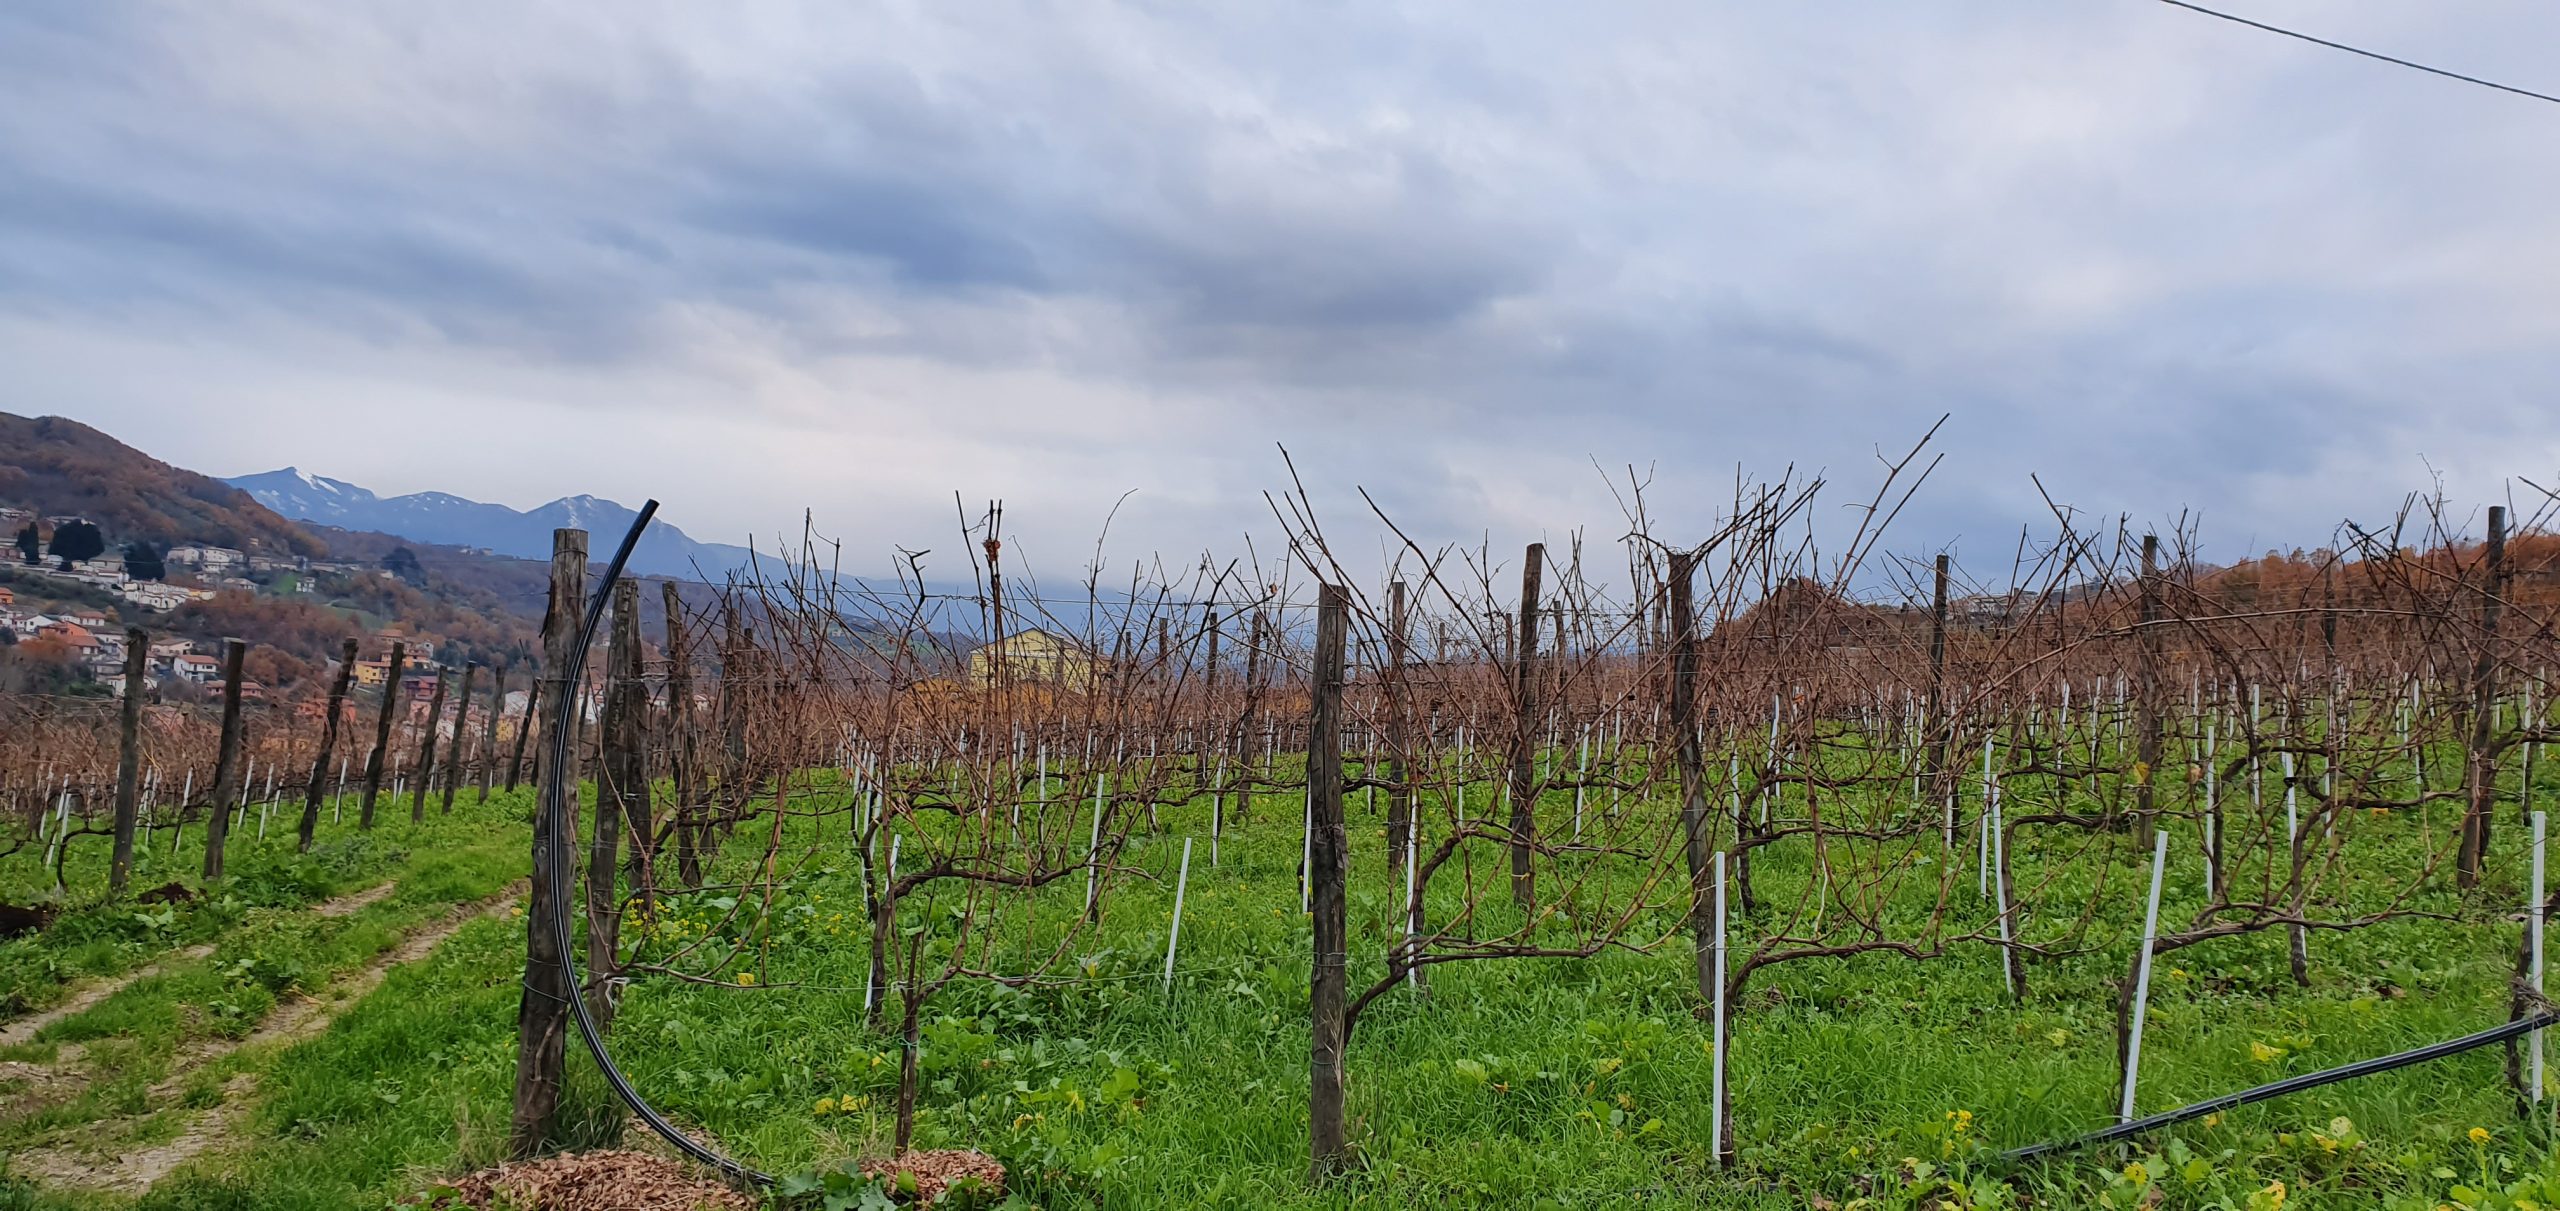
[3,1,2558,591]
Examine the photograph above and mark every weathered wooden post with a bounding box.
[1670,551,1718,1005]
[108,628,149,894]
[1385,579,1412,873]
[1508,543,1544,910]
[601,579,648,947]
[1307,582,1351,1180]
[410,668,449,822]
[359,642,407,829]
[477,663,504,804]
[442,662,476,814]
[511,528,585,1158]
[2460,505,2508,888]
[717,604,748,822]
[1928,553,1950,847]
[664,582,702,888]
[505,673,539,793]
[206,638,248,878]
[297,638,357,853]
[2135,535,2162,848]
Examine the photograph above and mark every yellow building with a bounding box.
[968,629,1092,687]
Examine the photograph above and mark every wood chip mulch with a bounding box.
[420,1150,756,1211]
[859,1150,1008,1203]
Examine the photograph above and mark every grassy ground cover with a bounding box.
[5,737,2555,1209]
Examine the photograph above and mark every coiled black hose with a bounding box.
[538,502,774,1187]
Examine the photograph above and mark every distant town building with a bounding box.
[166,545,246,574]
[968,629,1093,686]
[172,653,222,684]
[122,583,193,612]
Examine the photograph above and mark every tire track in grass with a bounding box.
[5,879,526,1195]
[0,880,399,1052]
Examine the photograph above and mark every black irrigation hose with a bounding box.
[539,501,775,1189]
[2003,1009,2560,1164]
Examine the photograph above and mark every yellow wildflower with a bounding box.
[736,971,756,987]
[2470,1126,2492,1144]
[2250,1041,2282,1063]
[814,1097,836,1115]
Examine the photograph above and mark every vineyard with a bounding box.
[2,466,2558,1210]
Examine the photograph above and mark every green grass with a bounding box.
[0,791,533,1209]
[7,730,2560,1210]
[0,784,531,1019]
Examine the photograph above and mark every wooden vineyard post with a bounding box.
[359,642,407,829]
[1307,582,1351,1180]
[511,527,585,1159]
[2461,505,2507,888]
[1508,543,1544,910]
[298,638,357,854]
[410,668,449,822]
[1385,579,1412,874]
[718,604,748,826]
[1929,554,1950,848]
[442,662,477,814]
[205,639,247,878]
[505,674,539,793]
[107,628,148,895]
[477,663,504,804]
[1670,551,1717,1004]
[2135,535,2162,849]
[664,581,702,889]
[603,578,650,936]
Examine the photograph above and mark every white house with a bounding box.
[123,583,193,612]
[166,545,245,574]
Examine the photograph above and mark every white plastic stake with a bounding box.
[863,834,903,1015]
[171,771,194,855]
[1977,739,1996,898]
[1710,849,1730,1166]
[1162,838,1193,994]
[1573,733,1588,842]
[1404,815,1422,988]
[2119,830,2171,1123]
[2531,810,2547,1104]
[1990,777,2013,997]
[2202,721,2218,890]
[1085,775,1105,915]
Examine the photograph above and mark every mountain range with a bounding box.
[0,414,324,557]
[227,468,758,580]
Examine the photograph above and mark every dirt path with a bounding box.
[0,880,398,1051]
[7,880,525,1195]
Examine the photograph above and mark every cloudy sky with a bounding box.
[5,2,2557,595]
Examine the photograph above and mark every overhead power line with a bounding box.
[2158,0,2560,107]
